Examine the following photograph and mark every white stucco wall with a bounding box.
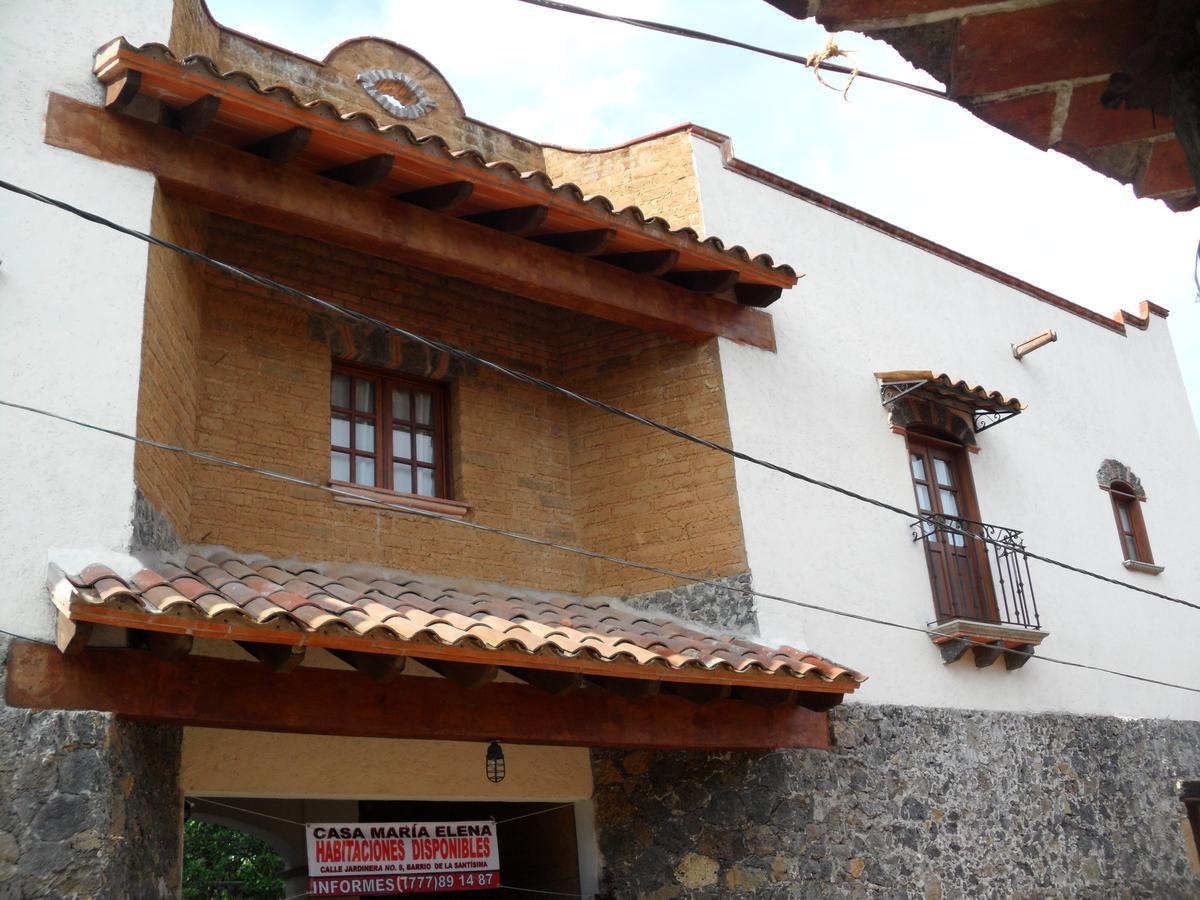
[693,136,1200,720]
[0,2,171,640]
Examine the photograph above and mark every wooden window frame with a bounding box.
[905,429,999,624]
[330,362,453,503]
[1106,480,1154,566]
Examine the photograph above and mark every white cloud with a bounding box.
[501,67,648,147]
[204,0,1200,421]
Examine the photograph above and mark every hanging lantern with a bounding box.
[485,740,506,783]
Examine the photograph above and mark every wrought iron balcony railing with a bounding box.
[910,514,1041,631]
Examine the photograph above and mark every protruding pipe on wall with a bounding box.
[1012,329,1057,360]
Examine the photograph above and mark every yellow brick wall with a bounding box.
[169,0,219,59]
[135,209,744,596]
[561,322,748,597]
[133,189,207,538]
[543,130,704,233]
[189,217,581,591]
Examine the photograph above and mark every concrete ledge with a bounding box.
[928,619,1049,669]
[929,618,1049,647]
[1123,559,1165,576]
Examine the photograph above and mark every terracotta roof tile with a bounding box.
[139,583,188,611]
[193,591,244,618]
[68,565,118,590]
[242,596,289,623]
[93,40,797,291]
[875,370,1025,414]
[56,551,865,688]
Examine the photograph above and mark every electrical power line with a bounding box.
[3,399,1197,696]
[1,178,1194,618]
[0,626,54,647]
[191,797,304,829]
[511,0,946,100]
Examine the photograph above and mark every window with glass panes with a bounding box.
[330,366,448,498]
[1108,480,1153,563]
[906,432,998,624]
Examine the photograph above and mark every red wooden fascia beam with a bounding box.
[4,641,832,751]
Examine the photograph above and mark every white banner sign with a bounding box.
[305,820,500,896]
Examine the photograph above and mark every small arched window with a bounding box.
[1108,480,1153,565]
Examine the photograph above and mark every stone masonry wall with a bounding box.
[625,574,758,633]
[593,703,1200,898]
[0,637,183,897]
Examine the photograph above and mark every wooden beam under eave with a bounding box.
[531,228,616,255]
[1172,60,1200,197]
[504,666,581,696]
[734,283,785,308]
[44,95,776,349]
[664,269,740,294]
[394,180,474,212]
[237,640,306,672]
[243,126,312,165]
[587,675,660,700]
[421,659,498,689]
[795,691,844,712]
[56,614,92,656]
[462,204,549,235]
[732,685,797,708]
[328,648,405,681]
[663,681,732,705]
[103,70,173,128]
[319,153,395,188]
[105,70,142,111]
[130,629,193,661]
[4,643,832,751]
[172,95,220,138]
[597,249,679,276]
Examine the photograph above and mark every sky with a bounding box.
[206,0,1200,425]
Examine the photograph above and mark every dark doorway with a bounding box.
[359,800,580,899]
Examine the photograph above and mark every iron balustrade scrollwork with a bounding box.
[910,514,1040,630]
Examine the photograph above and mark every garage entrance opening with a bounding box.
[360,800,581,898]
[186,795,583,899]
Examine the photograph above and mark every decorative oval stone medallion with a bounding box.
[357,68,438,119]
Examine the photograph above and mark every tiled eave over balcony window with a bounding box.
[879,371,1048,669]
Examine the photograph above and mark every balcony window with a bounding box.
[907,432,998,624]
[903,430,1045,668]
[879,372,1045,667]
